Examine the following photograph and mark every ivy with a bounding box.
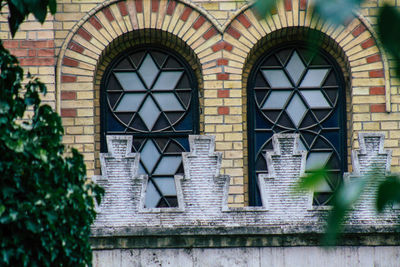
[0,42,103,266]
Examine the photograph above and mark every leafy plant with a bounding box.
[1,0,57,36]
[0,41,103,266]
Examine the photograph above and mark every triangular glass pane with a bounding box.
[154,138,169,151]
[176,91,191,108]
[164,57,181,68]
[115,58,133,69]
[323,88,338,104]
[300,69,329,87]
[138,54,159,88]
[302,132,316,147]
[262,55,281,67]
[153,177,177,196]
[132,137,146,152]
[299,111,317,128]
[151,51,168,67]
[310,55,328,66]
[327,154,340,169]
[165,141,184,153]
[255,90,267,106]
[174,110,192,131]
[176,74,189,89]
[107,74,123,91]
[153,93,184,111]
[130,115,147,131]
[313,193,332,206]
[255,154,267,171]
[323,71,337,86]
[115,93,146,112]
[165,112,184,125]
[262,90,291,109]
[277,112,294,128]
[152,113,170,131]
[312,137,330,149]
[153,71,183,90]
[263,110,281,124]
[129,52,145,68]
[306,152,332,170]
[314,177,332,192]
[145,180,161,208]
[262,70,292,88]
[157,196,178,207]
[277,49,291,65]
[285,51,305,85]
[141,140,160,173]
[301,90,330,108]
[115,72,146,91]
[138,97,160,130]
[298,48,314,65]
[286,94,307,127]
[313,109,331,122]
[153,156,182,175]
[255,72,267,87]
[256,110,273,129]
[107,92,122,109]
[116,113,133,125]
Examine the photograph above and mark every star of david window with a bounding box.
[101,47,198,208]
[248,44,347,206]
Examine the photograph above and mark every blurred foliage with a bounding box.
[0,41,103,266]
[0,0,56,36]
[256,0,400,245]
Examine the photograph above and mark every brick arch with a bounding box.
[221,2,390,113]
[56,0,224,176]
[217,1,390,203]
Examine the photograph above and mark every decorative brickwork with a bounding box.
[92,134,399,237]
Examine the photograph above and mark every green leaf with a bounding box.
[254,0,277,17]
[376,175,400,212]
[296,168,327,191]
[49,0,57,14]
[378,5,400,77]
[0,205,5,216]
[313,0,362,25]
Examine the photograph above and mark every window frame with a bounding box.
[247,42,348,206]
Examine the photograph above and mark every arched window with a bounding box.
[101,46,199,208]
[247,43,347,206]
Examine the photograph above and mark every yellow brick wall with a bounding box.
[2,0,400,206]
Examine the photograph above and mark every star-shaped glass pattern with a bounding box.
[249,46,346,206]
[103,48,198,208]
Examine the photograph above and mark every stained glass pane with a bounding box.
[300,69,329,87]
[141,140,160,172]
[262,91,291,109]
[153,71,183,90]
[115,72,146,91]
[145,181,161,208]
[139,97,160,130]
[262,70,291,88]
[306,152,332,170]
[153,178,177,196]
[301,90,330,108]
[153,93,184,111]
[286,94,307,127]
[115,93,145,112]
[153,156,182,175]
[285,51,305,85]
[138,54,159,88]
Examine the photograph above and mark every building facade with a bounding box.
[3,0,400,265]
